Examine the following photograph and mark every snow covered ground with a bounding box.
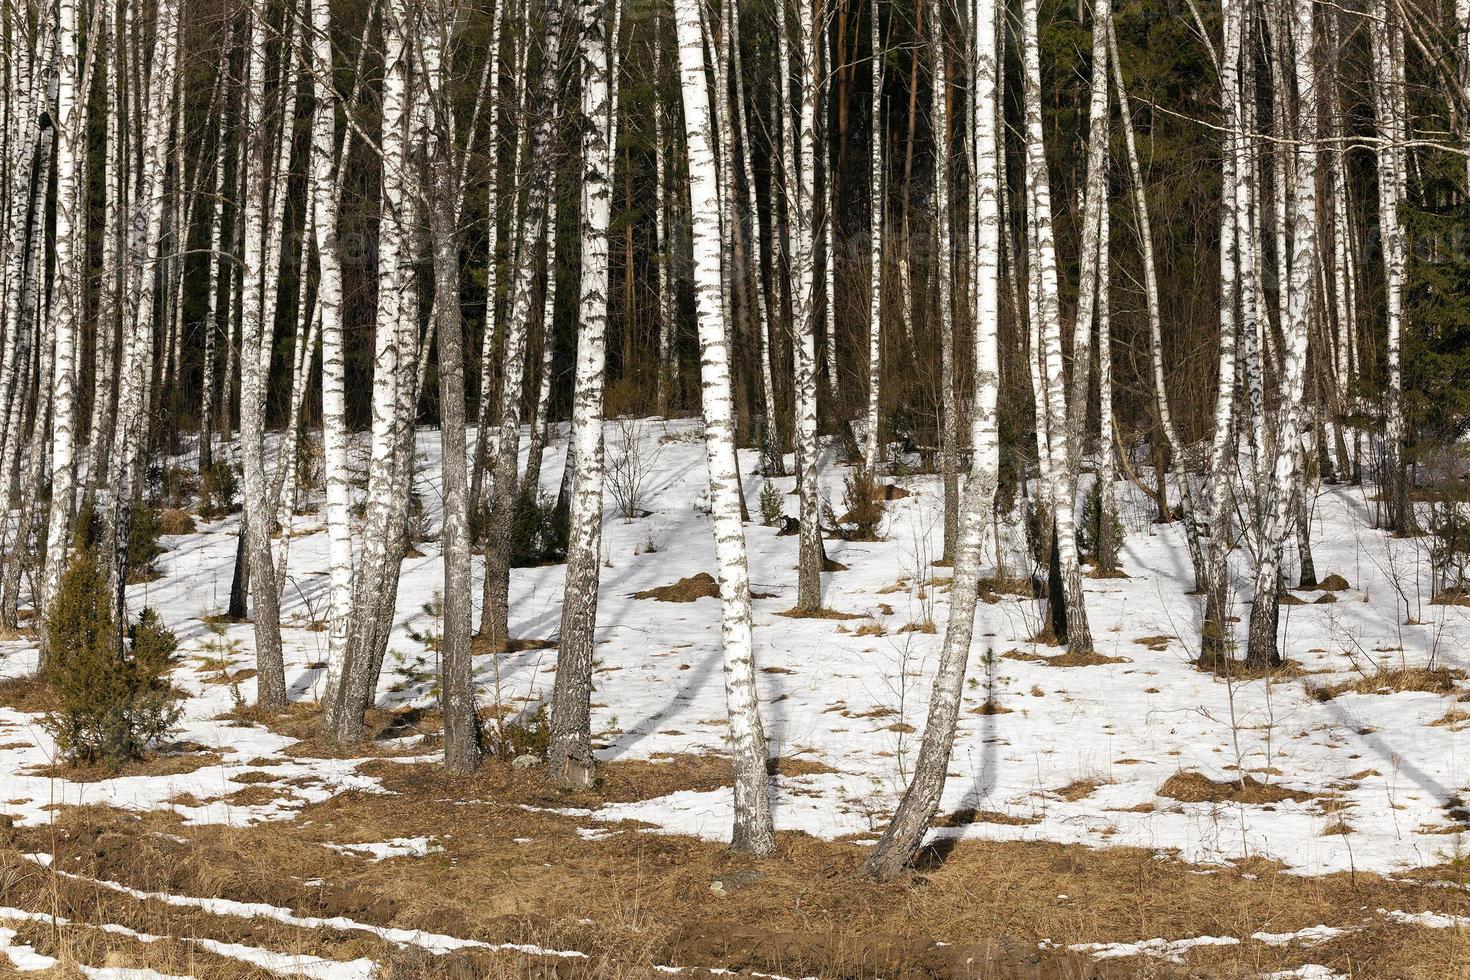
[2,416,1468,887]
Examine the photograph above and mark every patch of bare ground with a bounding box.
[470,634,558,654]
[774,606,865,620]
[969,698,1012,715]
[22,742,227,783]
[1193,652,1308,679]
[1052,779,1106,802]
[934,808,1041,828]
[1003,649,1130,668]
[1135,635,1174,651]
[1158,771,1317,805]
[1309,666,1467,701]
[0,674,50,713]
[10,785,1470,980]
[1433,587,1470,607]
[629,570,705,600]
[214,701,438,759]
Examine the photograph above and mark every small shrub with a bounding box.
[837,470,885,540]
[759,481,784,527]
[158,508,197,535]
[198,461,241,518]
[510,487,567,567]
[497,704,550,758]
[159,466,200,509]
[1427,500,1470,599]
[127,504,164,582]
[606,417,663,521]
[43,551,182,767]
[1077,480,1124,571]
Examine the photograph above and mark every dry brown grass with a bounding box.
[0,674,51,713]
[157,508,198,535]
[8,770,1470,979]
[775,606,865,621]
[1003,649,1130,668]
[1158,771,1317,805]
[1134,634,1174,651]
[1309,666,1467,701]
[1052,778,1105,802]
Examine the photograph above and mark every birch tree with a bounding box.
[1023,0,1092,652]
[479,0,572,651]
[548,0,617,789]
[673,0,776,856]
[1245,0,1319,668]
[865,0,1000,879]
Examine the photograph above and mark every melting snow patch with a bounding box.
[325,837,443,861]
[1379,908,1470,929]
[1069,935,1240,964]
[0,925,58,971]
[1261,966,1347,979]
[1250,925,1344,946]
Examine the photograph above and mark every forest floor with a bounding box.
[1,418,1469,978]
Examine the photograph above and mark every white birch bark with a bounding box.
[1372,0,1410,534]
[40,0,84,636]
[793,0,824,612]
[1024,0,1092,651]
[863,0,884,476]
[548,0,617,788]
[306,0,355,711]
[238,3,287,709]
[673,0,776,856]
[1245,0,1318,667]
[479,0,571,650]
[865,0,1001,879]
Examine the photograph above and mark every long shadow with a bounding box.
[600,646,724,761]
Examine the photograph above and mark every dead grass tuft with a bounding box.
[157,508,198,535]
[1005,649,1129,668]
[1158,771,1317,805]
[1309,666,1467,701]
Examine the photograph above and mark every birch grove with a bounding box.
[3,0,1464,883]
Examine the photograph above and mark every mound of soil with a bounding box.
[634,573,720,602]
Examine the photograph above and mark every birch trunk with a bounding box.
[793,0,824,612]
[865,0,1000,879]
[479,0,571,651]
[309,0,355,711]
[1024,0,1091,652]
[40,0,85,639]
[548,0,616,789]
[673,0,776,856]
[238,4,287,710]
[863,0,884,477]
[423,0,480,774]
[1372,0,1410,535]
[1245,0,1319,668]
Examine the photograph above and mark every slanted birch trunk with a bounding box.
[865,0,1000,879]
